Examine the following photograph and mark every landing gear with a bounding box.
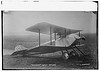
[62,52,69,60]
[61,50,78,60]
[69,51,77,57]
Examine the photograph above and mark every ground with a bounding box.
[3,53,97,69]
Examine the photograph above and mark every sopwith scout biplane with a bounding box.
[11,22,85,60]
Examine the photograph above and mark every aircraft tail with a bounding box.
[14,45,27,52]
[11,45,27,56]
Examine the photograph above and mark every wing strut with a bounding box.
[79,31,81,37]
[79,31,81,45]
[50,25,52,45]
[75,46,85,55]
[39,29,40,46]
[65,29,66,37]
[54,33,56,41]
[71,47,79,56]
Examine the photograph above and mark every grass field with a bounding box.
[3,33,98,69]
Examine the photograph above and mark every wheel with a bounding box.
[62,52,69,60]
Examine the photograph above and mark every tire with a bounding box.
[62,52,69,60]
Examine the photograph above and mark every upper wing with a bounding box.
[26,22,82,35]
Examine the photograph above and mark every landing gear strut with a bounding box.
[61,50,78,60]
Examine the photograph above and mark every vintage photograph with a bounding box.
[2,11,98,69]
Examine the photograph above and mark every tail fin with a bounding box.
[11,45,27,56]
[15,45,27,52]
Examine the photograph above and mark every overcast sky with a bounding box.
[3,11,96,36]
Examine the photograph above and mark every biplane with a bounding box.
[11,22,85,60]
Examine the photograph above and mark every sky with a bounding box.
[3,11,96,36]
